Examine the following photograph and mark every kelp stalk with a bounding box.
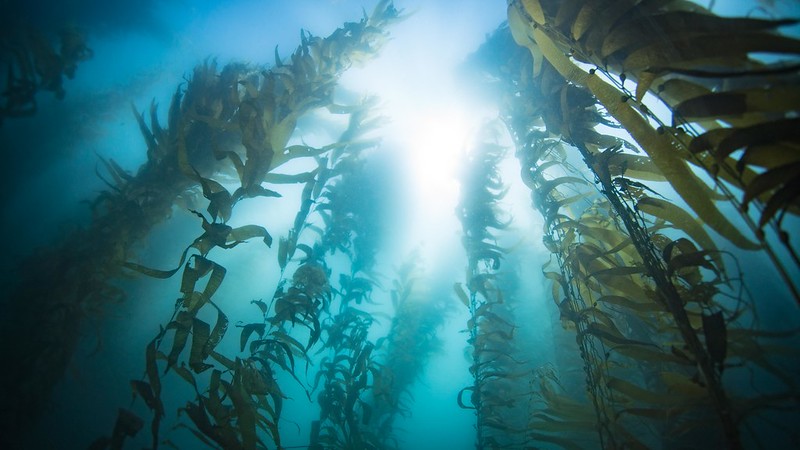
[585,143,741,449]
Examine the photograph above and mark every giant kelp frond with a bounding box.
[464,18,800,449]
[507,0,800,300]
[65,4,402,450]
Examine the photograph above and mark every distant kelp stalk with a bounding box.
[455,126,524,449]
[0,25,93,124]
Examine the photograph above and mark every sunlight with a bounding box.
[407,107,470,202]
[336,1,500,264]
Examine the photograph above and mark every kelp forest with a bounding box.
[1,0,799,449]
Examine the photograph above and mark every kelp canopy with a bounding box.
[0,0,799,449]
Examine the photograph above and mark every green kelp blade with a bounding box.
[606,152,666,182]
[742,161,800,208]
[251,299,268,315]
[453,282,471,308]
[104,408,144,450]
[519,0,546,25]
[607,376,673,405]
[529,413,595,434]
[758,177,800,228]
[226,376,257,450]
[228,224,273,248]
[181,400,242,450]
[621,32,800,73]
[718,118,800,161]
[457,387,476,409]
[661,371,709,400]
[613,344,689,365]
[201,258,226,300]
[145,328,164,398]
[180,255,211,296]
[257,339,296,375]
[211,350,236,371]
[203,307,228,362]
[131,104,158,154]
[582,322,657,349]
[675,87,800,120]
[189,318,212,374]
[617,406,692,421]
[172,423,223,450]
[306,316,323,350]
[130,380,157,411]
[277,237,289,270]
[636,196,726,270]
[528,432,585,450]
[701,311,727,371]
[238,323,267,353]
[270,330,306,356]
[601,13,797,63]
[124,245,192,279]
[192,168,234,223]
[597,295,664,314]
[539,176,589,197]
[264,171,316,185]
[531,26,759,250]
[165,311,193,373]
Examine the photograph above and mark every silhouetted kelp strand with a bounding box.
[0,90,200,445]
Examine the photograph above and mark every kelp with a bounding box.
[0,57,243,447]
[508,0,800,302]
[7,1,800,449]
[367,255,449,448]
[0,25,93,123]
[456,127,533,449]
[467,18,798,449]
[82,3,402,450]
